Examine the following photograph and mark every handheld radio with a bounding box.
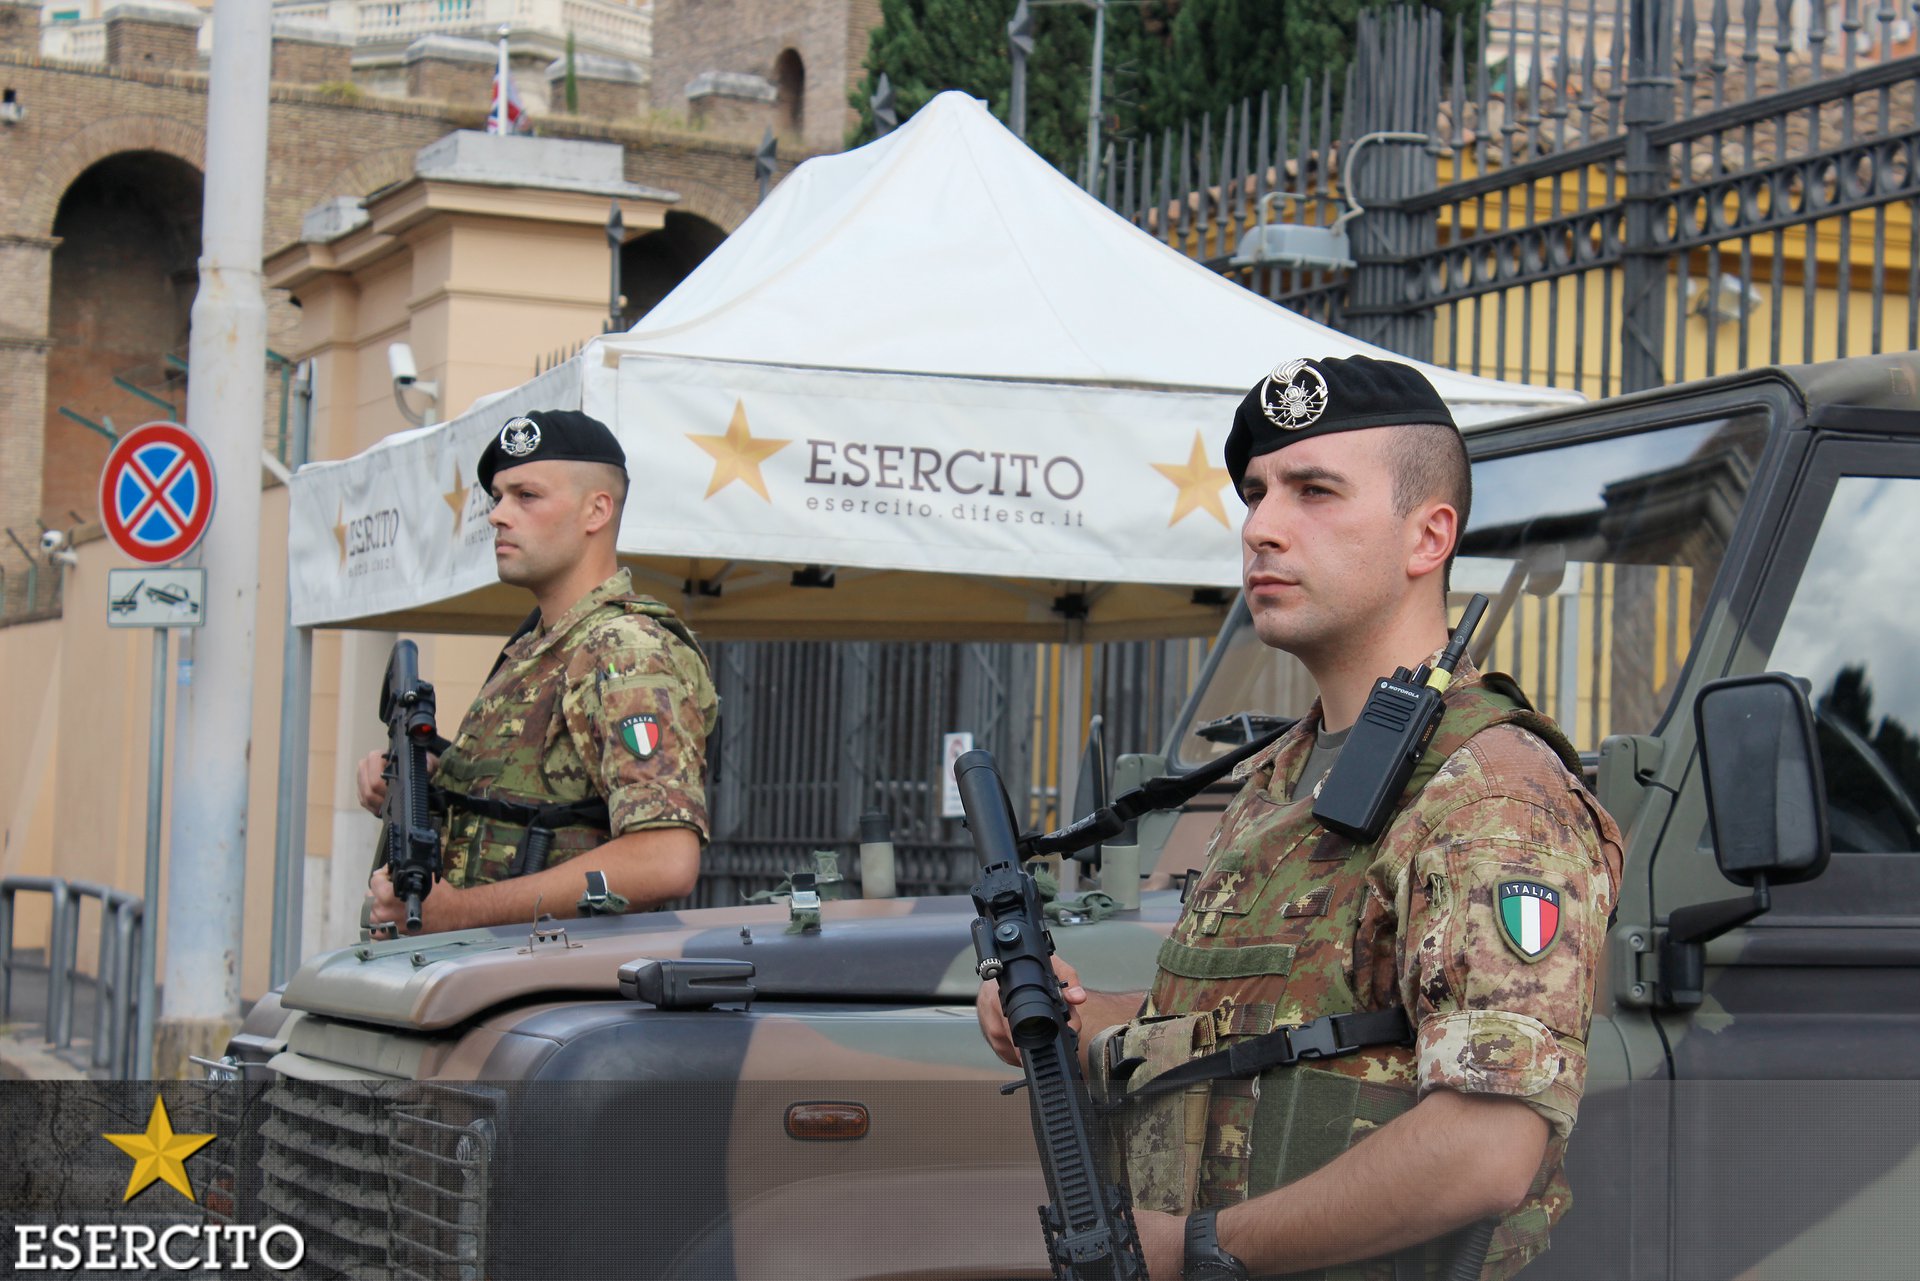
[1311,593,1490,844]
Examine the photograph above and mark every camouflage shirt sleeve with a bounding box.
[559,615,718,841]
[1374,724,1619,1141]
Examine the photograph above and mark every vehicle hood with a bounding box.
[281,892,1180,1031]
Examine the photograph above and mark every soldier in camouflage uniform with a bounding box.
[979,357,1622,1280]
[359,409,719,935]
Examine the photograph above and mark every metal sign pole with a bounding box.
[135,625,168,1080]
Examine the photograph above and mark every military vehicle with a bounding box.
[216,352,1920,1279]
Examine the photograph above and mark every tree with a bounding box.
[850,1,1488,180]
[1140,0,1488,133]
[849,0,1129,180]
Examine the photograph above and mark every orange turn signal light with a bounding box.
[784,1101,869,1141]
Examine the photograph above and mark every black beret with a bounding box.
[477,409,627,491]
[1224,355,1458,490]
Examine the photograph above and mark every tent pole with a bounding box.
[1056,639,1086,892]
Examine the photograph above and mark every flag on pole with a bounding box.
[487,67,526,133]
[488,25,525,134]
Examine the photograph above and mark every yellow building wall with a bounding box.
[0,177,675,1014]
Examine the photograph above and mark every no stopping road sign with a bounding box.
[98,421,217,565]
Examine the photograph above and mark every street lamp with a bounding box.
[1007,0,1033,140]
[1230,132,1443,272]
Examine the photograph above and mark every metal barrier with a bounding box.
[0,876,145,1077]
[64,882,142,1070]
[108,899,143,1080]
[0,877,74,1036]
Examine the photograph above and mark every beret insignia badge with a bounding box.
[500,416,541,457]
[1261,359,1330,430]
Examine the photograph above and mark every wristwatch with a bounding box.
[1183,1207,1251,1281]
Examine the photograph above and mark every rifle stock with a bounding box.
[378,640,441,932]
[956,749,1145,1281]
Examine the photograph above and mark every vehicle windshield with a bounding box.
[1168,410,1773,767]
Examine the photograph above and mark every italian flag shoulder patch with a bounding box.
[1496,880,1562,962]
[619,714,662,759]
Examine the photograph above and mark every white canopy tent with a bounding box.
[287,92,1579,642]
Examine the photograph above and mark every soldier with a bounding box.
[356,409,719,935]
[978,356,1622,1280]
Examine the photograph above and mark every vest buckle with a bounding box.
[1284,1017,1342,1062]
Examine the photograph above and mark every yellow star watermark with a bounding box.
[102,1095,215,1204]
[1151,432,1233,528]
[686,399,791,501]
[444,457,471,540]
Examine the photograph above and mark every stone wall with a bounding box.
[650,0,883,152]
[0,45,776,572]
[0,0,35,58]
[103,7,202,72]
[404,34,496,107]
[271,28,354,87]
[545,51,647,123]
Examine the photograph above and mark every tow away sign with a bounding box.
[107,568,206,628]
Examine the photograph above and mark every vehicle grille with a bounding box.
[247,1081,500,1280]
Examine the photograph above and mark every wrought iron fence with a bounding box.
[693,636,1208,907]
[1096,0,1920,397]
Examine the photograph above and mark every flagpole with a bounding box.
[494,23,509,135]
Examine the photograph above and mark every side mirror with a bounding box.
[1694,672,1830,886]
[1661,672,1831,1007]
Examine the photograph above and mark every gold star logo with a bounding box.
[1152,432,1233,527]
[686,399,791,502]
[444,458,470,540]
[102,1095,215,1204]
[333,500,348,565]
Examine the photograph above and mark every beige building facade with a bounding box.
[0,0,768,1062]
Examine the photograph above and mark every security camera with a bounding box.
[388,342,420,387]
[40,528,67,553]
[388,342,440,427]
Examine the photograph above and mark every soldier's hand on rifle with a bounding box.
[367,865,455,937]
[975,954,1085,1066]
[356,747,439,816]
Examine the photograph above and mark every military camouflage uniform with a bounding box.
[432,569,719,889]
[1109,663,1622,1279]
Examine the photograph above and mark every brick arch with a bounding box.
[16,115,207,239]
[316,147,420,206]
[663,182,753,235]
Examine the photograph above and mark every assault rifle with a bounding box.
[955,749,1146,1281]
[378,639,441,933]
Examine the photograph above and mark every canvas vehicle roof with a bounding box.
[287,92,1578,642]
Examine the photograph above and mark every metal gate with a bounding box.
[694,637,1205,907]
[1094,0,1920,396]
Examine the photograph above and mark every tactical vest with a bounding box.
[1092,675,1582,1281]
[433,592,708,889]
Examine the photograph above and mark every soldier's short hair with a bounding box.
[578,461,630,516]
[1383,423,1471,594]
